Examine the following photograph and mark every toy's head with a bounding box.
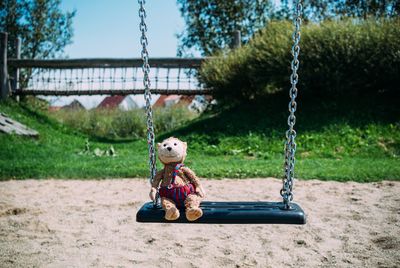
[157,137,187,164]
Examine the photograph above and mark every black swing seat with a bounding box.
[136,201,306,224]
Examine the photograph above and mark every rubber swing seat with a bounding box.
[136,201,306,224]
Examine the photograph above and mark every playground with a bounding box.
[1,0,399,267]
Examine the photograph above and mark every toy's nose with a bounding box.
[167,147,172,151]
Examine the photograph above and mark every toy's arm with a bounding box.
[181,167,205,198]
[149,169,163,201]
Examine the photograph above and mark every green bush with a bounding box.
[49,106,197,140]
[200,19,400,102]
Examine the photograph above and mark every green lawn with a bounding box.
[0,93,399,181]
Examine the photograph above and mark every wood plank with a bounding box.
[14,88,214,96]
[8,57,209,69]
[0,113,38,137]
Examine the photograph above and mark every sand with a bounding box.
[0,178,399,268]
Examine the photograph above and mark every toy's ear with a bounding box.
[183,142,187,151]
[157,143,161,149]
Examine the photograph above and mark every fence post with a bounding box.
[232,30,241,49]
[11,37,21,99]
[0,32,8,101]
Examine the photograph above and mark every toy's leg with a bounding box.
[161,197,180,221]
[184,194,203,221]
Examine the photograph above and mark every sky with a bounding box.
[49,0,188,108]
[61,0,186,58]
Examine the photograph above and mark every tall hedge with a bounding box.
[199,19,400,102]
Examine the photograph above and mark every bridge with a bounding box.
[1,33,213,99]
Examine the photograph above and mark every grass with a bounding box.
[0,91,399,181]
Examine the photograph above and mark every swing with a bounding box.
[136,0,306,224]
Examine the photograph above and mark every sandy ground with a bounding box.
[0,178,399,268]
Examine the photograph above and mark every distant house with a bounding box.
[62,99,85,110]
[153,95,213,112]
[48,99,84,112]
[153,95,168,108]
[48,106,62,112]
[178,96,195,107]
[97,95,139,111]
[153,95,181,108]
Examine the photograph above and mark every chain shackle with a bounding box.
[281,0,302,210]
[138,0,158,207]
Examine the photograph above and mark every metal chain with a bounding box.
[138,0,158,207]
[281,0,302,210]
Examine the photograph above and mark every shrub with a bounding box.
[49,106,197,139]
[200,19,400,103]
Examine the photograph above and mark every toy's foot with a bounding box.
[165,207,180,221]
[186,208,203,221]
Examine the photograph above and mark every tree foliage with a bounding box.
[176,0,272,56]
[0,0,75,59]
[277,0,400,21]
[177,0,400,56]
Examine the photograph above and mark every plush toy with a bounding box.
[149,137,205,221]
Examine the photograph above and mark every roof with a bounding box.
[98,95,126,109]
[62,99,85,110]
[164,95,181,102]
[48,106,62,112]
[153,95,168,108]
[153,95,182,108]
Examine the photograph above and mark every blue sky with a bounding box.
[61,0,187,58]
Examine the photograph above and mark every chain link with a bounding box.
[281,0,302,210]
[138,0,158,207]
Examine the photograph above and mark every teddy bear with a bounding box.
[149,137,205,221]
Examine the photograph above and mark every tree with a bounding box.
[0,0,75,59]
[276,0,400,22]
[177,0,272,56]
[334,0,400,19]
[177,0,400,56]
